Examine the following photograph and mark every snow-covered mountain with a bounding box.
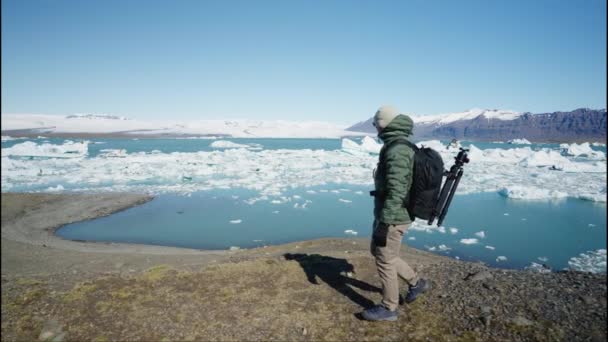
[0,114,363,139]
[348,108,607,143]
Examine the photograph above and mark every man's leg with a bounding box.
[373,224,412,311]
[392,224,419,287]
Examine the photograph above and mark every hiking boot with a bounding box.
[404,278,430,304]
[361,304,398,321]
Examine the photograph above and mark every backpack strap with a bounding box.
[380,138,417,162]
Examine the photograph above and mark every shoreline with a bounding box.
[1,192,221,255]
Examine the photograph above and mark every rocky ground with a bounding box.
[1,193,606,341]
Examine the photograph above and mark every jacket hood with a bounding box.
[378,114,413,142]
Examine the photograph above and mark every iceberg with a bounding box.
[507,138,531,145]
[341,136,382,154]
[560,142,605,160]
[210,141,254,149]
[499,186,568,200]
[1,139,606,204]
[2,140,88,158]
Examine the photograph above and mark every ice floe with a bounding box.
[2,140,88,158]
[499,186,568,200]
[229,219,242,224]
[344,229,358,236]
[460,238,479,245]
[496,256,507,262]
[475,231,485,238]
[1,139,606,204]
[338,199,352,203]
[485,245,495,250]
[567,249,607,273]
[560,142,606,160]
[507,138,531,145]
[211,140,255,149]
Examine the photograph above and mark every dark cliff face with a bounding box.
[347,108,607,143]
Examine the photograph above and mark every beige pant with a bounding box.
[370,220,419,311]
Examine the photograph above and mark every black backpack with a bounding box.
[387,139,445,220]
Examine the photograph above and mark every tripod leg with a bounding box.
[428,176,455,225]
[437,169,464,226]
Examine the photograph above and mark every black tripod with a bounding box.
[428,148,470,226]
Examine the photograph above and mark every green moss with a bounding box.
[17,288,47,305]
[15,278,45,287]
[110,287,135,300]
[140,265,172,282]
[63,283,97,302]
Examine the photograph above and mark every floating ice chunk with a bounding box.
[338,199,352,203]
[344,229,358,236]
[2,140,88,158]
[578,192,607,203]
[499,186,568,200]
[503,213,509,216]
[292,195,301,199]
[591,142,606,147]
[229,219,242,224]
[460,238,479,245]
[272,211,279,214]
[210,140,252,149]
[538,257,548,262]
[271,200,282,204]
[360,136,382,154]
[518,149,571,167]
[455,256,460,260]
[341,136,382,154]
[99,149,128,158]
[437,226,446,234]
[567,249,607,273]
[438,244,451,251]
[426,246,437,251]
[475,231,485,238]
[46,184,65,192]
[1,136,26,142]
[560,142,606,159]
[449,227,458,234]
[588,224,597,227]
[485,245,495,250]
[408,236,416,240]
[496,256,507,262]
[507,138,531,145]
[306,190,317,194]
[355,191,364,195]
[525,262,552,273]
[330,190,340,194]
[229,246,240,251]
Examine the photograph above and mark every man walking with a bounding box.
[362,105,429,321]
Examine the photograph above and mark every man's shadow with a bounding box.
[284,253,380,309]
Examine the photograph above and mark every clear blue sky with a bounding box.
[2,0,606,123]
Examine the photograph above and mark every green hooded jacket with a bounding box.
[374,114,415,225]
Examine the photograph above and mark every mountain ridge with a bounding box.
[347,108,607,143]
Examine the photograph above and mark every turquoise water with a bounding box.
[4,136,606,272]
[4,137,604,158]
[57,187,606,272]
